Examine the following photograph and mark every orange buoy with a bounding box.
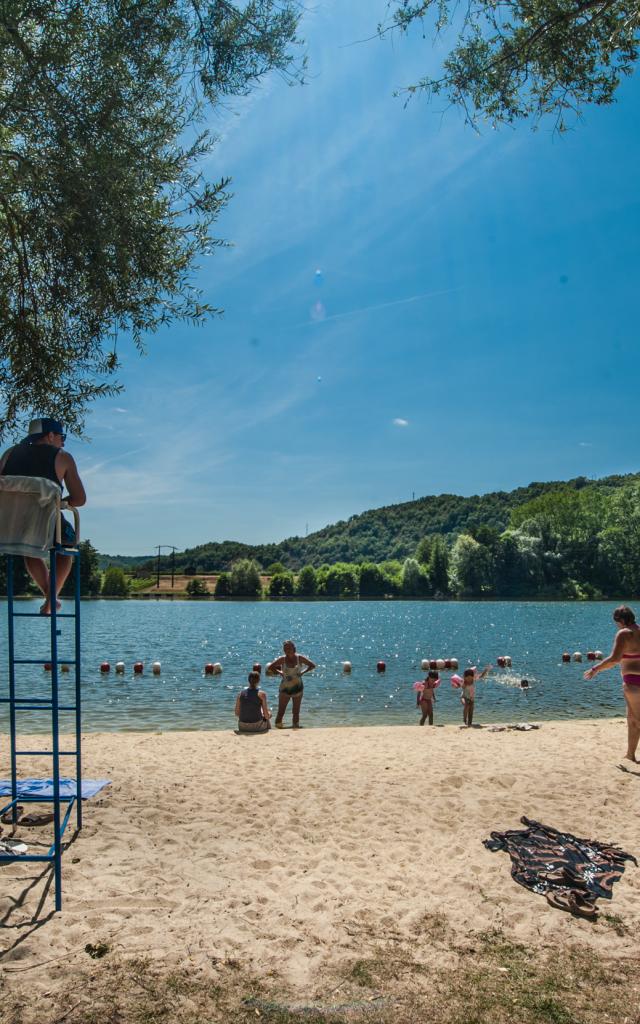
[100,661,110,673]
[61,663,70,673]
[562,652,571,663]
[377,661,386,673]
[44,662,52,671]
[133,661,144,674]
[429,659,437,670]
[342,661,352,673]
[497,656,506,668]
[587,651,596,661]
[204,663,214,675]
[444,658,452,669]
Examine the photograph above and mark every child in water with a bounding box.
[416,670,440,726]
[452,665,491,727]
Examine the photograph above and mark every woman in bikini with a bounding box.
[269,640,315,729]
[584,605,640,763]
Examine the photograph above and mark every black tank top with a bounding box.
[1,443,61,489]
[239,687,263,723]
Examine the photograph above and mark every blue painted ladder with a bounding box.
[0,546,82,911]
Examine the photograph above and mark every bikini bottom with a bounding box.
[622,674,640,686]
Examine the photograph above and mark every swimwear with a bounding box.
[621,653,640,658]
[462,684,475,702]
[280,657,304,696]
[622,674,640,686]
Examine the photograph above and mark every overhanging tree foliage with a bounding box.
[382,0,640,128]
[0,1,303,438]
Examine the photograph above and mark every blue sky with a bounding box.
[71,1,639,555]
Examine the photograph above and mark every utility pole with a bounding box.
[156,544,177,589]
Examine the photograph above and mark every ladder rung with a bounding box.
[11,612,77,619]
[0,696,49,703]
[9,703,76,712]
[12,659,76,665]
[16,749,78,756]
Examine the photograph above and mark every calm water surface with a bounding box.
[0,599,625,732]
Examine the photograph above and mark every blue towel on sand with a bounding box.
[0,778,110,799]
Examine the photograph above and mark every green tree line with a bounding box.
[131,472,640,588]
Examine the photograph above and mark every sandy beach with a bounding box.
[1,718,639,1021]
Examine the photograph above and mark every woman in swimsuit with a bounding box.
[269,640,316,729]
[417,670,439,726]
[584,605,640,763]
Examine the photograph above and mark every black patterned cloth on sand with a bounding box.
[484,816,636,901]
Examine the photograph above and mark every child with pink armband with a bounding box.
[451,665,491,727]
[414,669,440,726]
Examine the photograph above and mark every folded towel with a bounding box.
[0,476,60,556]
[0,778,111,799]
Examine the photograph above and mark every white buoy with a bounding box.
[450,657,459,669]
[61,663,70,673]
[115,662,125,674]
[504,655,512,667]
[342,661,352,673]
[421,658,429,671]
[594,650,603,660]
[436,658,445,670]
[212,662,223,675]
[573,651,583,662]
[152,661,161,675]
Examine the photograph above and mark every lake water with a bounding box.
[0,599,625,732]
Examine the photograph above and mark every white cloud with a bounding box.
[393,418,409,427]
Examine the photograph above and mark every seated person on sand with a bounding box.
[268,640,315,729]
[584,604,640,763]
[0,417,86,615]
[235,671,271,733]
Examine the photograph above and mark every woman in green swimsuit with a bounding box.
[269,640,315,729]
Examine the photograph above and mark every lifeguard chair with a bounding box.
[0,476,82,911]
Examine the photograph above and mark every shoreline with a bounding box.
[0,709,629,735]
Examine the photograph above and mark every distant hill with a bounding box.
[97,552,154,571]
[101,471,640,573]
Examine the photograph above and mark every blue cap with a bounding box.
[22,418,65,444]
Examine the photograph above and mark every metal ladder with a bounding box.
[0,532,82,912]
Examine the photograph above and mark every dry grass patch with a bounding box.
[1,928,639,1024]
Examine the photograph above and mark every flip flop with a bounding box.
[1,805,23,824]
[569,892,598,919]
[19,812,55,826]
[546,888,597,920]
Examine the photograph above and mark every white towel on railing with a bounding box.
[0,476,60,556]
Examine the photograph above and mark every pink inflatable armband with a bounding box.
[412,681,424,691]
[451,674,463,688]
